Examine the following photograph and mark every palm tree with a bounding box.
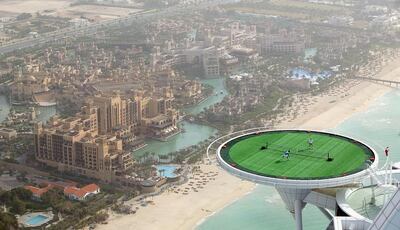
[138,155,144,164]
[170,152,177,161]
[168,152,174,162]
[143,152,150,161]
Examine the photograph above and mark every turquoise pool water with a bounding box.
[289,68,332,81]
[156,165,178,178]
[198,90,400,230]
[26,214,49,226]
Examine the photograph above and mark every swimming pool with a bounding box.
[26,214,49,226]
[156,165,179,178]
[289,67,333,84]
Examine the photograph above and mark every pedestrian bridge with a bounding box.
[350,76,400,88]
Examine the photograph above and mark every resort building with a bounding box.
[177,81,202,99]
[33,90,180,181]
[0,128,17,140]
[130,91,180,140]
[202,47,220,77]
[220,53,240,75]
[141,110,179,141]
[64,183,100,201]
[92,93,129,135]
[33,105,134,182]
[258,29,306,54]
[317,31,358,62]
[230,46,259,62]
[24,182,100,201]
[24,184,54,201]
[10,74,51,102]
[90,90,178,140]
[229,22,257,46]
[183,46,220,77]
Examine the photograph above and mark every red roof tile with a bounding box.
[24,184,53,197]
[64,183,100,199]
[82,184,100,193]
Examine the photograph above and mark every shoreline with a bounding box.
[278,52,400,131]
[194,184,258,228]
[95,50,400,230]
[96,164,256,230]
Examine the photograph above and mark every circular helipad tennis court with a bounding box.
[219,130,375,180]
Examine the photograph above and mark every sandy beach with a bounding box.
[96,164,255,230]
[95,49,400,230]
[281,51,400,130]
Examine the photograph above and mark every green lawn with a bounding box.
[221,131,374,180]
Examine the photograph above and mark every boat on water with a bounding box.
[220,90,223,94]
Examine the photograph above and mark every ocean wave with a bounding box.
[377,118,392,124]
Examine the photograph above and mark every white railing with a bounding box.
[210,128,379,189]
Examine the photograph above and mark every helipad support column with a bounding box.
[276,187,309,230]
[294,199,304,230]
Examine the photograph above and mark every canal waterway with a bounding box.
[184,78,228,115]
[0,95,56,123]
[0,95,11,122]
[133,77,227,157]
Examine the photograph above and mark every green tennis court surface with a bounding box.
[220,130,375,180]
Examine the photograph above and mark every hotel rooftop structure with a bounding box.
[34,102,134,182]
[208,129,400,230]
[34,90,181,182]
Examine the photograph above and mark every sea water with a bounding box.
[198,90,400,230]
[197,185,329,230]
[335,90,400,164]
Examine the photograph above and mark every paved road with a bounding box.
[0,0,237,55]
